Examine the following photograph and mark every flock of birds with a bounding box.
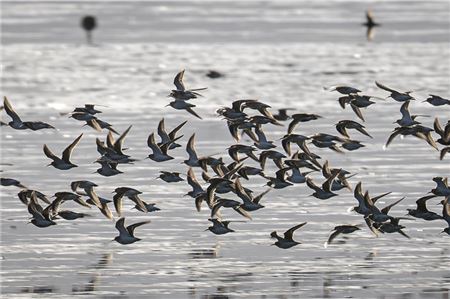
[1,69,450,249]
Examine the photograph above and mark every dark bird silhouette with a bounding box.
[81,15,97,44]
[363,10,380,41]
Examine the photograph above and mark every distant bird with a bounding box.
[423,94,450,106]
[27,192,56,228]
[43,134,83,170]
[375,81,415,102]
[156,118,186,149]
[147,133,177,162]
[167,100,202,119]
[287,113,322,134]
[113,187,147,217]
[3,96,54,130]
[113,217,150,245]
[206,70,224,79]
[270,222,307,249]
[169,69,207,101]
[157,171,184,183]
[81,15,97,44]
[326,85,361,95]
[324,225,360,247]
[362,10,380,41]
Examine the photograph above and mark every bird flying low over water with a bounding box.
[169,69,207,101]
[3,96,54,130]
[43,134,83,170]
[113,217,150,245]
[271,222,307,249]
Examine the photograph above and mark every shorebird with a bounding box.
[395,101,422,127]
[157,118,186,149]
[113,187,147,216]
[169,69,207,101]
[43,134,83,170]
[271,222,307,249]
[287,113,322,134]
[385,125,438,150]
[407,195,442,221]
[324,225,360,247]
[373,218,410,238]
[3,96,54,130]
[132,201,160,213]
[273,108,294,121]
[70,180,101,208]
[18,189,51,205]
[27,192,56,228]
[326,85,361,95]
[206,218,236,235]
[185,167,204,198]
[147,133,177,162]
[113,217,150,245]
[73,104,102,115]
[375,81,415,102]
[431,177,450,197]
[167,99,202,119]
[441,147,450,160]
[335,120,372,138]
[81,15,97,44]
[363,10,380,41]
[1,178,26,189]
[157,171,184,183]
[95,158,123,176]
[306,172,340,200]
[434,118,450,146]
[440,197,450,235]
[423,94,450,106]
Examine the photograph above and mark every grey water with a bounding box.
[1,1,450,298]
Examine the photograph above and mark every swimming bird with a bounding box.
[324,225,360,247]
[423,94,450,106]
[206,218,235,235]
[3,96,54,130]
[271,222,307,249]
[113,217,150,245]
[335,120,372,138]
[407,195,442,221]
[375,81,415,102]
[81,15,97,44]
[43,134,83,170]
[169,69,207,101]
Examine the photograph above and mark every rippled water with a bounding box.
[1,1,450,299]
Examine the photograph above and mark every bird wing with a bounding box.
[147,133,164,155]
[113,193,124,217]
[174,69,186,91]
[350,103,365,122]
[99,202,113,220]
[381,196,405,215]
[186,134,199,161]
[127,220,151,237]
[375,81,397,93]
[113,125,132,155]
[157,118,169,143]
[115,217,129,237]
[3,96,22,123]
[129,194,148,213]
[43,144,59,161]
[399,101,411,120]
[326,229,342,245]
[187,167,203,194]
[442,197,450,226]
[336,122,349,138]
[62,133,83,163]
[284,222,307,241]
[416,195,437,212]
[253,188,271,204]
[168,120,187,140]
[186,107,202,119]
[385,128,402,148]
[287,119,299,134]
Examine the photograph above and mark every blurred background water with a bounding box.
[1,1,450,298]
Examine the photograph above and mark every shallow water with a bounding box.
[1,1,450,299]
